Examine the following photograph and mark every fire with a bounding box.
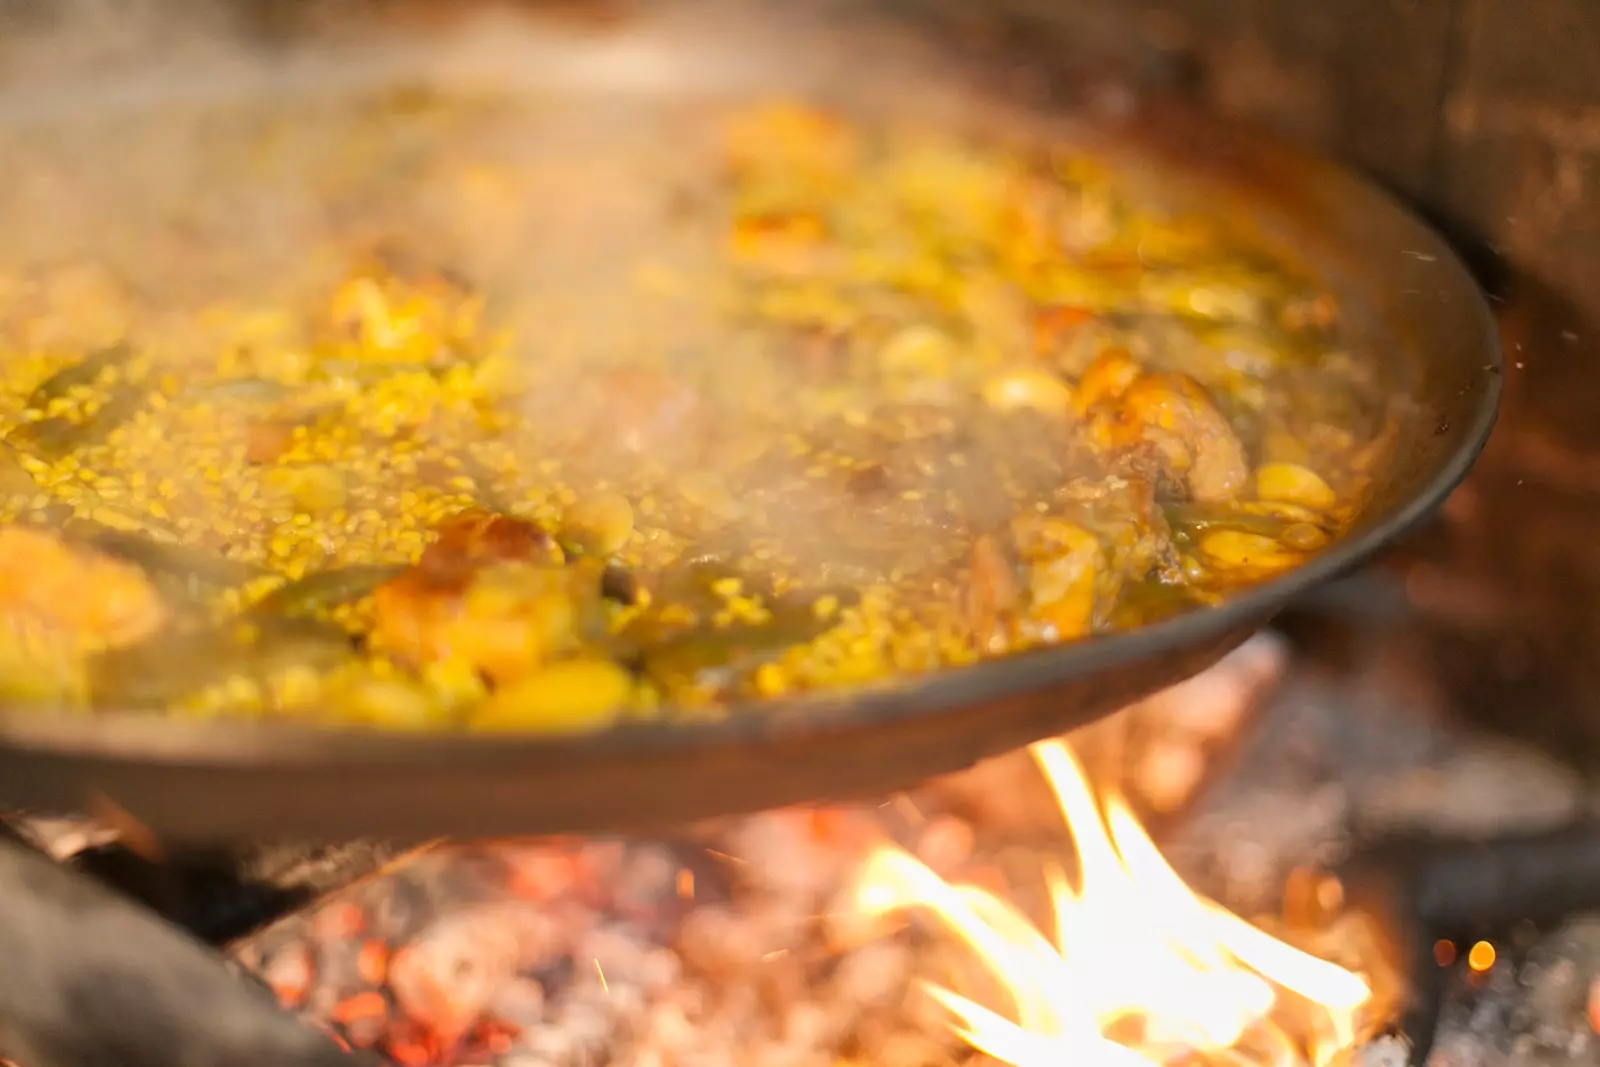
[850,740,1373,1067]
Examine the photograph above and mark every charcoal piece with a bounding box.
[60,839,425,946]
[196,840,426,945]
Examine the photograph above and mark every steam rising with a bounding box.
[0,0,1372,640]
[0,0,1135,592]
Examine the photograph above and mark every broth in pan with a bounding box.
[0,92,1392,730]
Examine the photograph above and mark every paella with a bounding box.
[0,91,1393,732]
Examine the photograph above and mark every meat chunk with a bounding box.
[322,262,483,362]
[1009,514,1103,642]
[418,510,562,584]
[1078,351,1250,503]
[371,511,594,684]
[0,526,167,648]
[965,534,1022,652]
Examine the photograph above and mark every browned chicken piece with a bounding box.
[968,473,1181,650]
[371,511,592,683]
[1077,350,1250,503]
[321,262,483,361]
[1009,513,1104,642]
[965,533,1022,653]
[373,562,590,685]
[0,526,167,648]
[1054,474,1179,582]
[416,510,564,582]
[1072,347,1146,414]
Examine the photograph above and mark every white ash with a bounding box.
[1426,917,1600,1067]
[1347,1035,1412,1067]
[388,902,557,1037]
[1358,742,1583,837]
[490,979,548,1029]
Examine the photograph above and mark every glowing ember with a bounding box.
[850,740,1373,1067]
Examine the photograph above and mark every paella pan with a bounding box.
[0,1,1498,840]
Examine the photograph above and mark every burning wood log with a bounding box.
[0,832,371,1067]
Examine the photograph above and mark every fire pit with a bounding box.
[0,3,1569,1066]
[7,606,1598,1067]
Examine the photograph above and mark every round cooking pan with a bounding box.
[0,4,1500,844]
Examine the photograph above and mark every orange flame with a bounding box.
[850,740,1372,1066]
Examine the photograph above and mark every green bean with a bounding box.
[184,377,290,404]
[25,344,131,410]
[246,564,406,618]
[637,618,818,691]
[12,503,74,529]
[89,630,228,708]
[10,383,148,459]
[1108,576,1204,628]
[0,441,38,496]
[313,359,452,387]
[60,518,264,588]
[89,617,355,709]
[1164,503,1301,542]
[629,586,850,692]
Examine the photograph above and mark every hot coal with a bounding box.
[8,625,1600,1067]
[218,635,1317,1067]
